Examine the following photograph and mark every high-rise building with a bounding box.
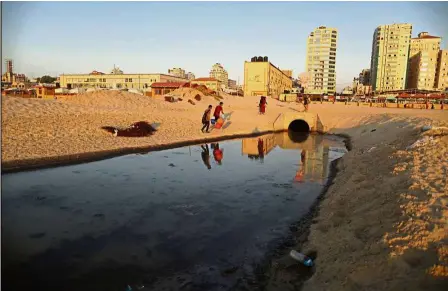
[168,68,186,79]
[435,50,448,91]
[209,63,229,88]
[407,32,441,90]
[5,59,13,74]
[370,23,412,92]
[359,69,371,85]
[305,26,338,95]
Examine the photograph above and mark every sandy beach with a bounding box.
[2,92,447,290]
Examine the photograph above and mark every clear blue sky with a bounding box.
[3,1,448,90]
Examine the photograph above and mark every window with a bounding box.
[125,78,128,82]
[129,78,133,82]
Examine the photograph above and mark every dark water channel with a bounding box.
[2,132,347,291]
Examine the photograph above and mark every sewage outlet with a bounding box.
[288,119,310,133]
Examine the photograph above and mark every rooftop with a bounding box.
[150,82,187,88]
[412,35,441,40]
[193,77,219,82]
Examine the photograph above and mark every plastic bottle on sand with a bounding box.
[290,250,313,267]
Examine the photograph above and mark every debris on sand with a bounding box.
[407,136,438,149]
[101,121,157,137]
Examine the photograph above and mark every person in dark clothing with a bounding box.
[303,96,310,112]
[257,138,265,162]
[259,96,267,114]
[201,105,213,133]
[214,102,224,121]
[200,144,212,170]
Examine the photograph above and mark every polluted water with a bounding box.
[2,132,346,291]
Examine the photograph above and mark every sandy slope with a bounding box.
[2,92,448,290]
[264,115,448,291]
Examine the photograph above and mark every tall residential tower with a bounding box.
[407,32,441,90]
[305,26,338,95]
[435,50,448,91]
[370,23,412,92]
[209,63,229,88]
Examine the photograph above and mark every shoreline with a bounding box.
[253,146,347,289]
[1,130,351,174]
[2,129,284,174]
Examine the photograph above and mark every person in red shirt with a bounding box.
[213,102,224,121]
[212,143,223,165]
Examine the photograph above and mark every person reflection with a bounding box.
[211,143,223,165]
[200,144,212,170]
[294,150,306,182]
[258,138,265,162]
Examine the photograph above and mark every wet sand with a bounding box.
[2,92,448,290]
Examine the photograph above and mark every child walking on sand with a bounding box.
[201,105,213,133]
[214,102,224,121]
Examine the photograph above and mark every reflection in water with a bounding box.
[211,143,223,165]
[242,132,337,183]
[200,144,212,170]
[294,150,306,183]
[2,132,346,291]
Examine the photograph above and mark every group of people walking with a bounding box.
[201,102,225,133]
[202,96,311,133]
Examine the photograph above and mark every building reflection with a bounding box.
[242,132,335,183]
[242,134,276,162]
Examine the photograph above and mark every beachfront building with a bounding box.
[59,69,188,90]
[228,79,237,89]
[435,50,448,91]
[355,84,372,95]
[35,85,56,99]
[2,59,28,88]
[370,23,413,92]
[209,63,228,89]
[191,77,221,91]
[359,69,371,85]
[149,82,186,97]
[407,32,441,90]
[298,72,310,90]
[305,26,338,95]
[243,56,293,98]
[186,72,196,80]
[168,67,186,79]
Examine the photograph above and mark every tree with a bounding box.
[38,75,57,84]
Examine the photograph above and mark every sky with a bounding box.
[2,1,448,91]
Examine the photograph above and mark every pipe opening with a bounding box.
[288,119,310,133]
